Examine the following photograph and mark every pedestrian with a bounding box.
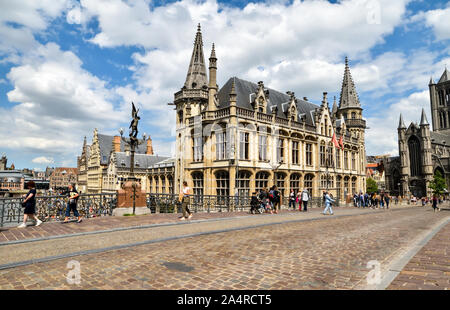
[272,186,281,214]
[385,194,390,209]
[432,195,440,212]
[380,192,385,208]
[323,191,335,215]
[18,181,42,228]
[179,181,193,220]
[296,190,302,211]
[250,192,259,214]
[301,188,310,212]
[364,192,369,208]
[289,189,296,210]
[63,183,82,223]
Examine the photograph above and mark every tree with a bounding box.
[429,170,446,195]
[366,177,378,194]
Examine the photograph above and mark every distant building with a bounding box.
[77,129,173,193]
[366,155,389,191]
[49,168,78,190]
[385,68,450,197]
[0,154,7,170]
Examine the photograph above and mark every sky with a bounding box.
[0,0,449,170]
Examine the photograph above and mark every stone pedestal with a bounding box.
[115,179,149,216]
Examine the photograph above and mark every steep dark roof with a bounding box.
[114,153,170,169]
[217,77,319,126]
[438,68,450,84]
[431,131,450,146]
[98,134,147,165]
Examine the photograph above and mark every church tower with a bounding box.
[429,67,450,134]
[419,109,433,196]
[173,24,209,191]
[397,114,409,196]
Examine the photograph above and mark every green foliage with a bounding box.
[366,177,378,194]
[429,170,447,195]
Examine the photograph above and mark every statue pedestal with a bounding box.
[114,179,149,216]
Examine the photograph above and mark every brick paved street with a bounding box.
[0,205,448,290]
[388,221,450,290]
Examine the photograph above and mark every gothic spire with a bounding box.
[398,114,406,129]
[339,57,361,109]
[420,108,429,126]
[332,96,338,116]
[184,23,208,89]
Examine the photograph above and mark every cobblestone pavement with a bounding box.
[387,221,450,290]
[0,206,447,290]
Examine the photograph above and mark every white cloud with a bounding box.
[420,5,450,41]
[32,156,54,164]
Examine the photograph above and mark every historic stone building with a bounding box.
[77,129,173,193]
[49,167,78,190]
[172,25,367,199]
[385,68,450,198]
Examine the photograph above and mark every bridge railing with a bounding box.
[0,193,117,227]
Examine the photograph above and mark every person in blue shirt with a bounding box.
[323,191,335,215]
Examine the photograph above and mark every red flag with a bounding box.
[332,132,339,148]
[338,135,344,149]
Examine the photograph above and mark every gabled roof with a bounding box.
[438,68,450,84]
[431,131,450,146]
[114,152,170,169]
[216,77,319,126]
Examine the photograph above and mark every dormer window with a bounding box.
[192,82,197,88]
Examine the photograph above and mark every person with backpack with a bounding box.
[301,188,310,212]
[272,186,281,214]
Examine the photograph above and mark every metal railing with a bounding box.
[0,193,117,227]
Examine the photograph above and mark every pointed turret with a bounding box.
[229,78,237,105]
[331,96,338,116]
[339,57,360,109]
[429,76,434,85]
[398,114,406,129]
[207,43,218,111]
[420,108,429,126]
[437,67,450,84]
[184,23,208,90]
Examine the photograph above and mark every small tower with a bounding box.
[397,114,409,196]
[207,43,218,111]
[419,109,433,195]
[429,67,450,134]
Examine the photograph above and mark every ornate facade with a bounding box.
[172,25,367,199]
[77,128,173,193]
[385,69,450,197]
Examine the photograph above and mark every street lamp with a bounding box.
[118,102,147,215]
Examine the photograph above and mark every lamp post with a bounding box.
[118,102,147,215]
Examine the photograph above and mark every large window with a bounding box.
[237,171,251,196]
[344,176,350,194]
[305,143,313,166]
[336,176,342,196]
[277,138,285,163]
[320,143,326,166]
[192,172,204,197]
[292,141,299,165]
[155,176,159,193]
[304,174,314,194]
[168,175,174,194]
[258,135,267,161]
[408,136,421,177]
[239,132,250,160]
[275,172,286,197]
[215,171,229,196]
[327,144,333,167]
[336,149,341,168]
[290,173,301,195]
[351,177,357,194]
[161,175,166,194]
[255,171,270,192]
[351,152,356,171]
[193,136,203,162]
[216,131,227,160]
[344,151,349,169]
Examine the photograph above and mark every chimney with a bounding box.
[113,136,121,153]
[146,136,154,155]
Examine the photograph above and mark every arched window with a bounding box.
[408,136,421,177]
[192,172,204,197]
[344,176,350,194]
[237,171,251,196]
[304,174,314,194]
[215,171,229,197]
[290,173,301,194]
[168,175,173,194]
[351,177,357,194]
[255,171,270,192]
[275,172,286,197]
[160,175,166,194]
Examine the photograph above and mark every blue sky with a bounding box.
[0,0,449,170]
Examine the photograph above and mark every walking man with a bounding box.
[289,189,296,210]
[272,186,281,214]
[323,191,335,215]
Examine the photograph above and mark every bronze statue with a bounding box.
[129,102,140,140]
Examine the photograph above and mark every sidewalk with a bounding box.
[0,204,414,244]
